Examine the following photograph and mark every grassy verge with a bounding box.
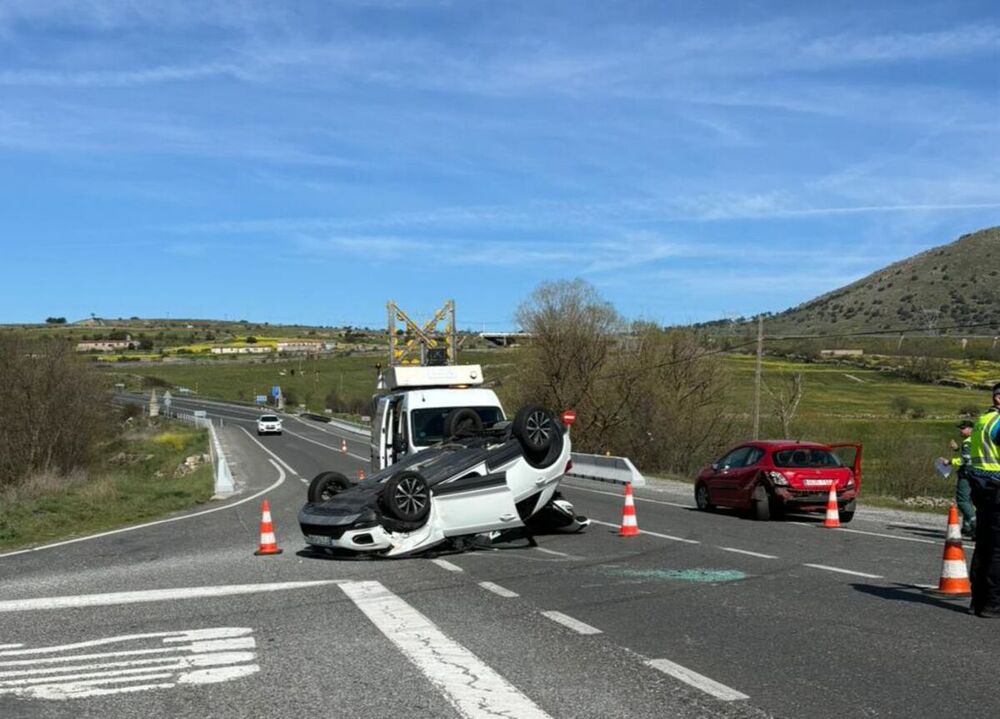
[0,421,214,551]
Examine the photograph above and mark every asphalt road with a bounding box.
[2,396,997,718]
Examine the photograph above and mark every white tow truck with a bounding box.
[370,363,505,471]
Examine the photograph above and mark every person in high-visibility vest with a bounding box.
[945,420,976,537]
[966,383,1000,618]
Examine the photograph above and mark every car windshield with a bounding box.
[772,448,842,468]
[410,406,504,446]
[259,415,279,422]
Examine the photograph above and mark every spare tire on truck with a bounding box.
[307,471,352,503]
[444,408,483,438]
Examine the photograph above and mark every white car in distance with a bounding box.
[257,414,283,436]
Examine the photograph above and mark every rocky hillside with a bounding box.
[735,226,1000,336]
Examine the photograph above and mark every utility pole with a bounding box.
[753,315,764,440]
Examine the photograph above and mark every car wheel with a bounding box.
[383,471,430,523]
[695,482,715,511]
[840,510,855,523]
[444,408,483,438]
[308,471,351,503]
[513,405,557,455]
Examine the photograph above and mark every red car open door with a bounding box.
[829,443,863,492]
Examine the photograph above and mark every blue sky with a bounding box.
[1,1,998,330]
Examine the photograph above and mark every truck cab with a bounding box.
[370,364,505,471]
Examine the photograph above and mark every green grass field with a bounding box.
[0,421,214,550]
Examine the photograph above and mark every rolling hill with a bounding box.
[710,226,1000,336]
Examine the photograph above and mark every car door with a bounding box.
[710,447,753,505]
[829,443,863,491]
[434,472,521,536]
[733,447,766,507]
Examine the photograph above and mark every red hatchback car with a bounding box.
[695,441,862,522]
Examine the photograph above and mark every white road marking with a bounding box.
[540,611,602,635]
[803,564,883,579]
[430,558,463,572]
[0,645,23,650]
[590,519,700,544]
[790,522,938,545]
[340,581,552,719]
[569,485,692,508]
[645,658,749,701]
[0,581,338,613]
[0,627,259,700]
[718,547,778,559]
[283,427,369,463]
[534,547,569,557]
[0,459,288,560]
[238,427,301,478]
[478,582,519,598]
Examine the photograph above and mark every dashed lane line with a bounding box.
[430,559,463,573]
[803,563,883,579]
[644,658,749,702]
[0,581,339,613]
[539,611,603,635]
[341,581,552,719]
[478,582,519,598]
[237,427,302,480]
[590,519,700,544]
[0,459,288,560]
[533,547,570,557]
[718,547,778,559]
[282,427,369,463]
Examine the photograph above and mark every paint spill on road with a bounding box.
[610,568,747,583]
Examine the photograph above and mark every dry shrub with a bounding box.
[0,469,86,504]
[0,337,111,490]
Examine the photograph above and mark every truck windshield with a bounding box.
[410,407,504,446]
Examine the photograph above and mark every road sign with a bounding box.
[163,391,172,409]
[256,395,268,405]
[271,386,281,398]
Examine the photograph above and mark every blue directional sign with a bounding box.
[271,386,281,398]
[256,395,268,405]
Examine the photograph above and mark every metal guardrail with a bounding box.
[566,453,646,488]
[173,411,235,497]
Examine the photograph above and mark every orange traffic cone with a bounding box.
[619,483,639,537]
[936,505,972,596]
[341,439,347,454]
[823,481,841,528]
[357,468,365,481]
[254,499,282,556]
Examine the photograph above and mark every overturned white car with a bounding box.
[298,405,589,557]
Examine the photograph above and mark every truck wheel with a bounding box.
[513,405,556,455]
[383,471,430,523]
[444,408,483,438]
[308,471,351,503]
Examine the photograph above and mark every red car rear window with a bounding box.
[772,448,842,468]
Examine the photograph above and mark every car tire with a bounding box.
[382,471,430,523]
[840,510,855,523]
[513,405,557,455]
[695,482,715,511]
[444,408,483,438]
[308,471,352,503]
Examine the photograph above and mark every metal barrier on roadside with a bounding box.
[567,453,646,488]
[174,410,235,497]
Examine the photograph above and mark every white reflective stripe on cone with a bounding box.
[262,512,272,523]
[945,525,962,541]
[259,532,276,545]
[621,516,637,527]
[941,559,969,578]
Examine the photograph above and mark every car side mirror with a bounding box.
[711,462,719,471]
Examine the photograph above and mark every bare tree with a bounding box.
[509,280,734,474]
[763,372,804,437]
